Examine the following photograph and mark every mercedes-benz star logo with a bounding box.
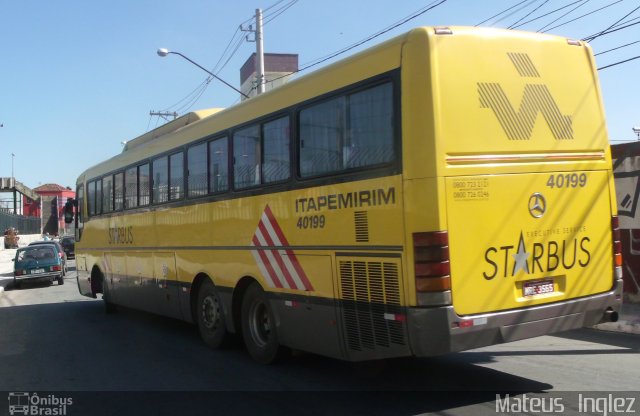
[528,193,547,218]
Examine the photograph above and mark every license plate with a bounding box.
[523,279,554,297]
[31,269,45,274]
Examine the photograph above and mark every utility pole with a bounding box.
[149,110,178,121]
[241,8,266,95]
[255,8,265,94]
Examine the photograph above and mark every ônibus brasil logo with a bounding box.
[8,392,73,416]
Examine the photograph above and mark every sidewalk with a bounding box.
[594,302,640,335]
[0,234,45,294]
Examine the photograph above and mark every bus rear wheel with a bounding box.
[241,282,289,364]
[196,279,227,348]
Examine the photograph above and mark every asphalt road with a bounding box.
[1,263,639,416]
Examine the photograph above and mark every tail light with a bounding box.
[15,270,25,276]
[413,231,451,306]
[612,216,623,280]
[52,265,62,272]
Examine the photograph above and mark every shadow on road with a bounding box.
[0,298,557,414]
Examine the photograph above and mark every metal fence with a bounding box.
[0,210,40,235]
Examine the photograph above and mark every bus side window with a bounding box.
[152,156,169,204]
[209,137,229,193]
[169,152,184,200]
[234,125,260,189]
[263,116,290,183]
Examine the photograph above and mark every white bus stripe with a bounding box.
[255,228,290,289]
[278,249,305,289]
[251,242,276,288]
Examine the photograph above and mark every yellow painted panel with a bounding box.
[445,171,613,315]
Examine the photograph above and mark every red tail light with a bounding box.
[612,216,623,276]
[52,265,62,272]
[15,270,25,276]
[413,231,451,294]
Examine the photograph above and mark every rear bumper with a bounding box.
[407,279,623,357]
[15,272,62,282]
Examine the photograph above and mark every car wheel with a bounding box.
[58,274,64,285]
[241,282,289,364]
[13,279,21,290]
[196,279,228,348]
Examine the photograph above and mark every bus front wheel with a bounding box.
[196,279,227,348]
[241,282,289,364]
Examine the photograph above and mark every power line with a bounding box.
[475,0,531,26]
[582,19,640,42]
[583,3,640,42]
[264,0,298,25]
[262,0,448,91]
[540,0,623,33]
[508,0,550,29]
[536,0,591,32]
[504,0,585,30]
[598,55,640,70]
[298,0,447,71]
[595,40,640,56]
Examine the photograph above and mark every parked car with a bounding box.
[60,236,75,259]
[13,245,65,288]
[28,240,67,275]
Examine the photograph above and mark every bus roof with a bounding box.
[122,109,224,153]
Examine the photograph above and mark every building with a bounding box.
[612,142,640,304]
[32,184,75,236]
[240,53,298,100]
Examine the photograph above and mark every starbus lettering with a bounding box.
[483,231,591,280]
[108,226,133,245]
[295,187,396,213]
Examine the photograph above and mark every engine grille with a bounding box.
[338,257,406,354]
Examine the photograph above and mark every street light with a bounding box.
[633,127,640,141]
[157,48,249,99]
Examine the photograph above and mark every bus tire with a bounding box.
[241,282,289,364]
[196,279,227,349]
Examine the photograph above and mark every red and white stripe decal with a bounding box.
[251,205,314,291]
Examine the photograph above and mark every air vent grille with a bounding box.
[354,211,369,242]
[339,258,405,352]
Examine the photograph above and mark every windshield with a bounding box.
[16,247,56,262]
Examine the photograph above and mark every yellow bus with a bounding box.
[65,26,622,364]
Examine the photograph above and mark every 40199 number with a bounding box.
[297,215,326,229]
[546,173,587,189]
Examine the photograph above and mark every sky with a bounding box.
[1,0,639,190]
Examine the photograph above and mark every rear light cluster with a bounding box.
[612,216,623,279]
[52,265,62,272]
[15,270,25,276]
[413,231,451,305]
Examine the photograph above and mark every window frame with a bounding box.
[82,71,399,218]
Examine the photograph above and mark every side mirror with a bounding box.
[64,199,76,224]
